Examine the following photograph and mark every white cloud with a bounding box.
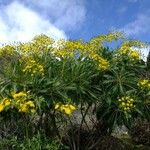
[138,47,150,61]
[0,1,67,44]
[119,14,150,36]
[18,0,86,31]
[0,0,86,44]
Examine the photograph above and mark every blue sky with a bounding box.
[0,0,149,56]
[67,0,150,42]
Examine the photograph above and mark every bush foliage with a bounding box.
[0,32,149,149]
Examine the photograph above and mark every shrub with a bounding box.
[0,32,149,149]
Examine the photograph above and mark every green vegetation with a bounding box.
[0,32,149,150]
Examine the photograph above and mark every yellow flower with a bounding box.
[63,107,72,115]
[19,104,28,112]
[130,50,140,60]
[129,103,133,107]
[118,46,141,61]
[22,58,44,76]
[26,101,35,107]
[55,102,76,115]
[97,57,109,71]
[18,100,36,113]
[124,107,127,111]
[68,104,76,111]
[55,103,61,109]
[121,102,125,106]
[59,104,65,111]
[12,92,27,99]
[1,98,11,107]
[138,79,150,89]
[0,104,4,112]
[118,99,122,102]
[130,99,134,102]
[62,104,76,115]
[118,96,135,112]
[4,100,11,107]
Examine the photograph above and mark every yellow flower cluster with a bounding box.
[0,91,36,113]
[119,45,140,60]
[32,34,54,47]
[137,79,150,89]
[17,43,35,54]
[53,40,87,58]
[118,96,135,112]
[54,49,74,58]
[97,57,110,70]
[12,91,36,113]
[90,53,109,70]
[23,58,44,76]
[12,91,27,99]
[0,45,16,56]
[17,35,54,55]
[90,32,123,46]
[122,40,147,48]
[18,101,35,113]
[53,32,122,60]
[55,103,76,115]
[130,50,140,60]
[0,98,11,112]
[53,40,93,59]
